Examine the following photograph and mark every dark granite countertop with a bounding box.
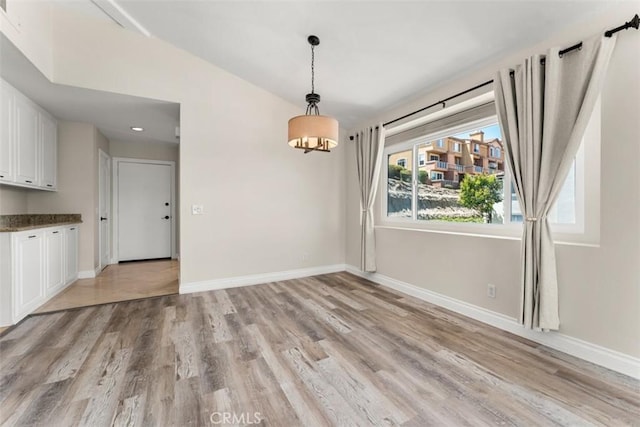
[0,214,82,232]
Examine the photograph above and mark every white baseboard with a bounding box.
[77,270,94,279]
[345,265,640,380]
[180,264,347,294]
[77,265,101,279]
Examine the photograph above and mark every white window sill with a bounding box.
[375,221,600,248]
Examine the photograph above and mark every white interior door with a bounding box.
[118,161,172,261]
[98,150,111,269]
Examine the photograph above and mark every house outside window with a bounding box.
[418,153,425,166]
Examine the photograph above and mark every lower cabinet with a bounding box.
[65,226,78,284]
[0,224,80,326]
[14,231,45,320]
[45,228,65,297]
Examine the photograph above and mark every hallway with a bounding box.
[34,259,179,314]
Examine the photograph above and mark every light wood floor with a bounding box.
[35,259,179,314]
[1,272,638,426]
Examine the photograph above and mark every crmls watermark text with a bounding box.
[210,412,263,425]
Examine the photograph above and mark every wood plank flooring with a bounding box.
[35,259,179,314]
[1,272,638,426]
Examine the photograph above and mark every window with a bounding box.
[430,171,444,181]
[436,139,445,148]
[387,149,413,219]
[386,120,502,223]
[418,153,425,166]
[382,92,600,241]
[474,143,480,153]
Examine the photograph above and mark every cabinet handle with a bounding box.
[52,231,59,234]
[70,228,75,230]
[25,180,33,183]
[0,175,4,178]
[46,184,53,187]
[28,235,37,238]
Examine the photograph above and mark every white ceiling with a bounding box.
[2,1,619,138]
[67,0,616,128]
[0,33,180,145]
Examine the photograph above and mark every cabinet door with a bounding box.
[45,229,65,296]
[14,95,39,186]
[40,113,57,190]
[0,82,14,182]
[13,232,45,320]
[65,226,79,283]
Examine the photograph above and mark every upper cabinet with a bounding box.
[0,79,57,191]
[40,113,57,189]
[14,93,39,185]
[0,81,14,183]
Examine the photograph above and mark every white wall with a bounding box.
[346,4,640,358]
[1,4,345,285]
[0,186,28,214]
[109,140,178,162]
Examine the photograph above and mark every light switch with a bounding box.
[192,204,204,215]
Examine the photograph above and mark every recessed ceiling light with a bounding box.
[130,126,144,132]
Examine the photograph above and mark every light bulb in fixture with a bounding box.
[130,126,144,132]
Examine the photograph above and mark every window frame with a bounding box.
[379,96,600,245]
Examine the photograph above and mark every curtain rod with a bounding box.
[349,13,639,141]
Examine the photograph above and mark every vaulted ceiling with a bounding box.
[65,0,615,128]
[3,0,617,143]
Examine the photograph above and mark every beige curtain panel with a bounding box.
[355,125,385,272]
[494,35,616,330]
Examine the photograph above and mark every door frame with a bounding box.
[98,149,111,271]
[111,157,177,263]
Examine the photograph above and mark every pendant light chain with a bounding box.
[310,43,315,95]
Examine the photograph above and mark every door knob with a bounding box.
[100,217,108,221]
[163,215,170,219]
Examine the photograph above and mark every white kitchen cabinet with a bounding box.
[0,80,15,183]
[0,78,57,191]
[65,225,78,283]
[40,112,57,190]
[0,224,80,326]
[13,230,45,320]
[45,228,65,296]
[14,93,39,186]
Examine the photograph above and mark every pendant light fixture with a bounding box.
[288,35,339,153]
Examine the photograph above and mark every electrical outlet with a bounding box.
[487,284,496,298]
[191,204,204,215]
